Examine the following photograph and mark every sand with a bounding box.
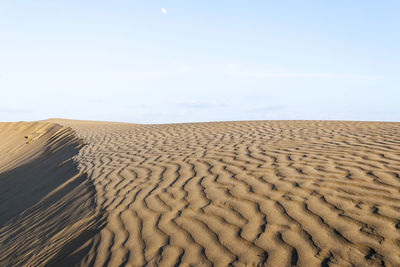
[1,120,400,266]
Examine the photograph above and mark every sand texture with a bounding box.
[1,120,400,266]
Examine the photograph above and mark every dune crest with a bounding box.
[0,122,105,266]
[1,120,400,266]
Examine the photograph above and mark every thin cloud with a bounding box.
[223,64,382,80]
[130,62,381,81]
[0,108,32,113]
[247,105,285,113]
[236,72,381,80]
[175,101,226,109]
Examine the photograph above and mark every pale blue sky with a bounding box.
[0,1,399,123]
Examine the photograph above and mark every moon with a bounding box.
[161,8,167,14]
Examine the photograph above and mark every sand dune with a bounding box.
[0,122,105,266]
[1,120,400,266]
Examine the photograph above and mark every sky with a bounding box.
[0,1,399,123]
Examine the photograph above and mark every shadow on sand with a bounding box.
[0,133,106,266]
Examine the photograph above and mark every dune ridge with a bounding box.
[1,120,400,266]
[0,122,105,266]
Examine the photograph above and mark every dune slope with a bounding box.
[0,122,105,266]
[1,120,400,266]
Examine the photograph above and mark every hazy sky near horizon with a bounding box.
[1,1,399,123]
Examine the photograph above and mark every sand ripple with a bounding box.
[65,120,400,266]
[2,120,400,266]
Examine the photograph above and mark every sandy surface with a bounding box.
[1,120,400,266]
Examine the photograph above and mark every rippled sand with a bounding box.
[1,120,400,266]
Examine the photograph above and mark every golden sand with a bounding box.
[1,120,400,266]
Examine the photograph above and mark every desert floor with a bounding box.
[1,119,400,266]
